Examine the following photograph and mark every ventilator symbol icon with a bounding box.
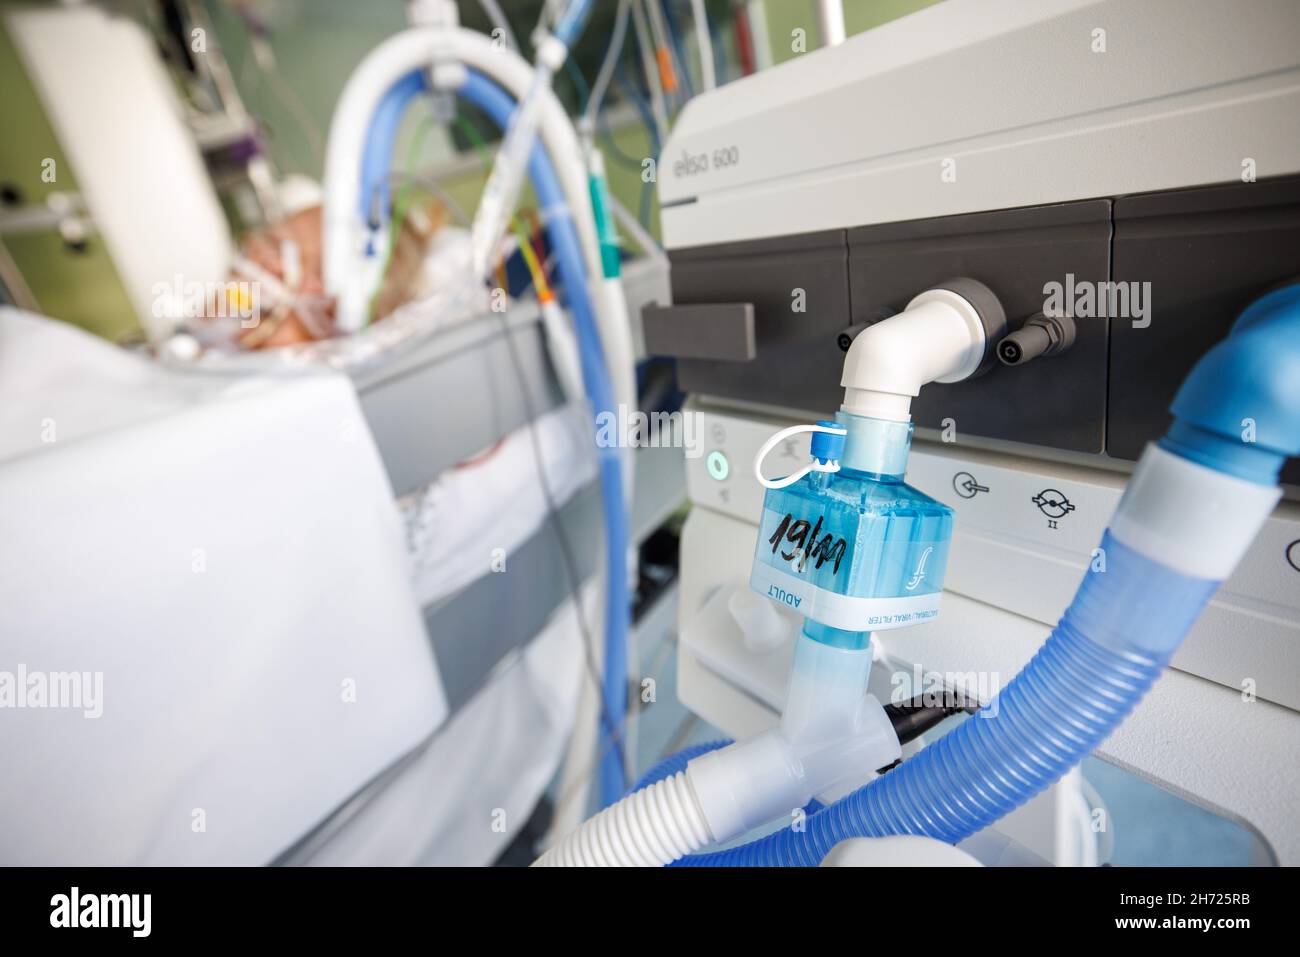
[1032,488,1075,529]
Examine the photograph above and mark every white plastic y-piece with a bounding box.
[684,634,900,843]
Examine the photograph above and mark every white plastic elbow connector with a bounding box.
[686,694,898,842]
[840,279,1006,422]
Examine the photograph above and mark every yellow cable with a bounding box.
[513,220,553,302]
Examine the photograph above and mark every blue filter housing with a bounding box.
[750,411,953,647]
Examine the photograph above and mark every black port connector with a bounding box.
[836,322,869,352]
[875,694,979,775]
[884,692,980,745]
[997,313,1076,366]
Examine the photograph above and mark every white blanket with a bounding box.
[0,309,446,864]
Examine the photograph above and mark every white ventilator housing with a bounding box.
[655,0,1300,252]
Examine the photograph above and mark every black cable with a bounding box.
[490,305,629,782]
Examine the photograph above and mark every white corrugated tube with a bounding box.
[533,771,711,867]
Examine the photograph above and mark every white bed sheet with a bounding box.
[0,309,447,864]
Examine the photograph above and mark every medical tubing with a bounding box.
[626,740,825,843]
[657,0,695,100]
[470,74,552,278]
[1159,281,1300,484]
[583,0,633,136]
[626,740,728,796]
[627,694,965,799]
[588,155,622,278]
[356,62,634,470]
[690,0,717,91]
[323,27,607,330]
[535,770,711,866]
[360,71,427,230]
[538,731,837,867]
[630,0,669,142]
[552,0,597,49]
[475,0,518,50]
[459,70,631,807]
[628,694,970,802]
[470,1,595,279]
[355,65,632,804]
[678,533,1220,865]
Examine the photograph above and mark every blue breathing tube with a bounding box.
[359,71,426,230]
[552,0,597,49]
[458,71,630,806]
[680,535,1217,865]
[667,282,1300,866]
[1160,282,1300,484]
[359,67,630,806]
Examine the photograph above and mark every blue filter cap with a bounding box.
[810,421,847,464]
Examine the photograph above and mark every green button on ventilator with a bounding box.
[706,450,730,481]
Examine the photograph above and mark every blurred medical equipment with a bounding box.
[543,0,1300,866]
[0,0,344,344]
[155,0,297,228]
[2,3,233,342]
